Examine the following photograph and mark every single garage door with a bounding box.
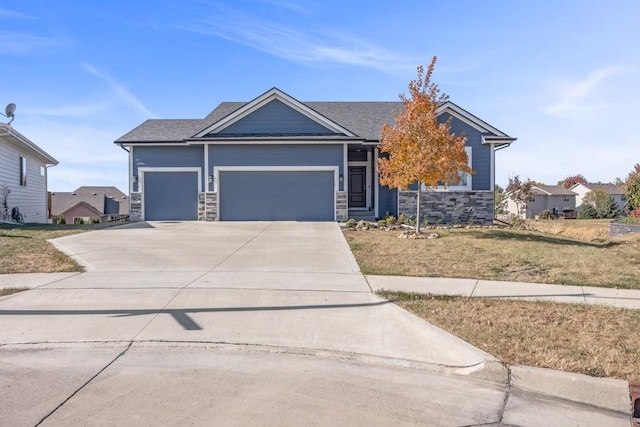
[219,170,334,221]
[144,172,198,220]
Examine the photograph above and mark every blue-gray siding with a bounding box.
[132,146,204,191]
[209,144,344,191]
[210,99,338,136]
[377,185,397,218]
[439,113,491,191]
[144,172,198,220]
[219,171,334,221]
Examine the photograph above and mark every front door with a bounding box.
[349,166,366,208]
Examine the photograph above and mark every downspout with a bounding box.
[493,143,512,222]
[45,163,57,222]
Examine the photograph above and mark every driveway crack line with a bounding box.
[129,222,278,337]
[470,279,480,297]
[362,275,374,293]
[34,341,133,426]
[497,364,512,424]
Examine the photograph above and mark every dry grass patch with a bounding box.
[379,291,640,382]
[346,227,640,289]
[527,219,612,241]
[0,287,29,296]
[0,225,86,273]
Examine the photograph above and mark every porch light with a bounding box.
[339,174,343,183]
[208,175,214,185]
[132,175,137,183]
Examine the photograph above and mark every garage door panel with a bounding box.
[219,171,334,221]
[144,172,198,221]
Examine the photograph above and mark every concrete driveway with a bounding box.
[0,222,630,426]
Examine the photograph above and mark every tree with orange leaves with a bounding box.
[378,56,472,233]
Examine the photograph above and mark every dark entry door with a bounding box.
[349,166,366,208]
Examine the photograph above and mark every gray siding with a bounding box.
[209,144,345,191]
[219,171,334,221]
[132,146,204,191]
[144,172,198,220]
[212,99,338,136]
[439,113,492,191]
[0,139,48,223]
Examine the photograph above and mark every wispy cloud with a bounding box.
[0,32,62,54]
[258,0,309,14]
[177,7,416,74]
[544,67,627,117]
[82,63,156,118]
[0,7,34,20]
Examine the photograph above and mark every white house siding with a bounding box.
[0,138,49,223]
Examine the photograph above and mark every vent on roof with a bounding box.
[91,192,97,195]
[71,192,76,196]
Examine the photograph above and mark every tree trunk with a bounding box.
[416,182,421,233]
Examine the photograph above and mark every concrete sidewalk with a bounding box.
[366,275,640,310]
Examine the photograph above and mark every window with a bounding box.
[40,166,45,176]
[563,196,570,202]
[19,157,27,186]
[421,147,472,191]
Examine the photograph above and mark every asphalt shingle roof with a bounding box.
[581,183,626,195]
[533,185,577,196]
[50,186,129,216]
[115,101,404,143]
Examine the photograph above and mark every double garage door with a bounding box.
[144,170,335,221]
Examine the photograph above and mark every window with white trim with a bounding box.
[421,147,472,191]
[19,157,27,186]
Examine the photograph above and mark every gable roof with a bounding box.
[50,186,129,216]
[570,183,626,195]
[114,88,516,145]
[1,124,58,164]
[531,185,576,196]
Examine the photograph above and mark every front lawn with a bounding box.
[380,291,640,382]
[0,223,121,274]
[345,224,640,289]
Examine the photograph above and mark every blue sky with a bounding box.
[1,1,639,192]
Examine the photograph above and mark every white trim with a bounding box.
[119,143,189,147]
[347,159,370,210]
[342,143,348,193]
[437,102,507,137]
[421,147,472,192]
[129,146,134,195]
[204,144,209,191]
[195,88,356,138]
[186,139,357,145]
[138,167,202,221]
[214,166,339,221]
[374,147,379,217]
[490,143,495,191]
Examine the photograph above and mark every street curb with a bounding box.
[509,364,630,415]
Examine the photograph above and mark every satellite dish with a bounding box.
[5,103,16,118]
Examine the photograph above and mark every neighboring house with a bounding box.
[570,183,627,211]
[506,185,577,219]
[115,88,515,224]
[1,123,58,223]
[50,186,129,224]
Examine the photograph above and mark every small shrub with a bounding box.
[510,215,525,229]
[74,218,85,225]
[538,209,553,220]
[385,215,396,225]
[618,216,640,225]
[630,208,640,220]
[345,218,357,229]
[91,217,100,224]
[405,215,417,226]
[397,214,406,224]
[360,220,371,230]
[377,219,387,228]
[578,204,598,219]
[56,216,66,225]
